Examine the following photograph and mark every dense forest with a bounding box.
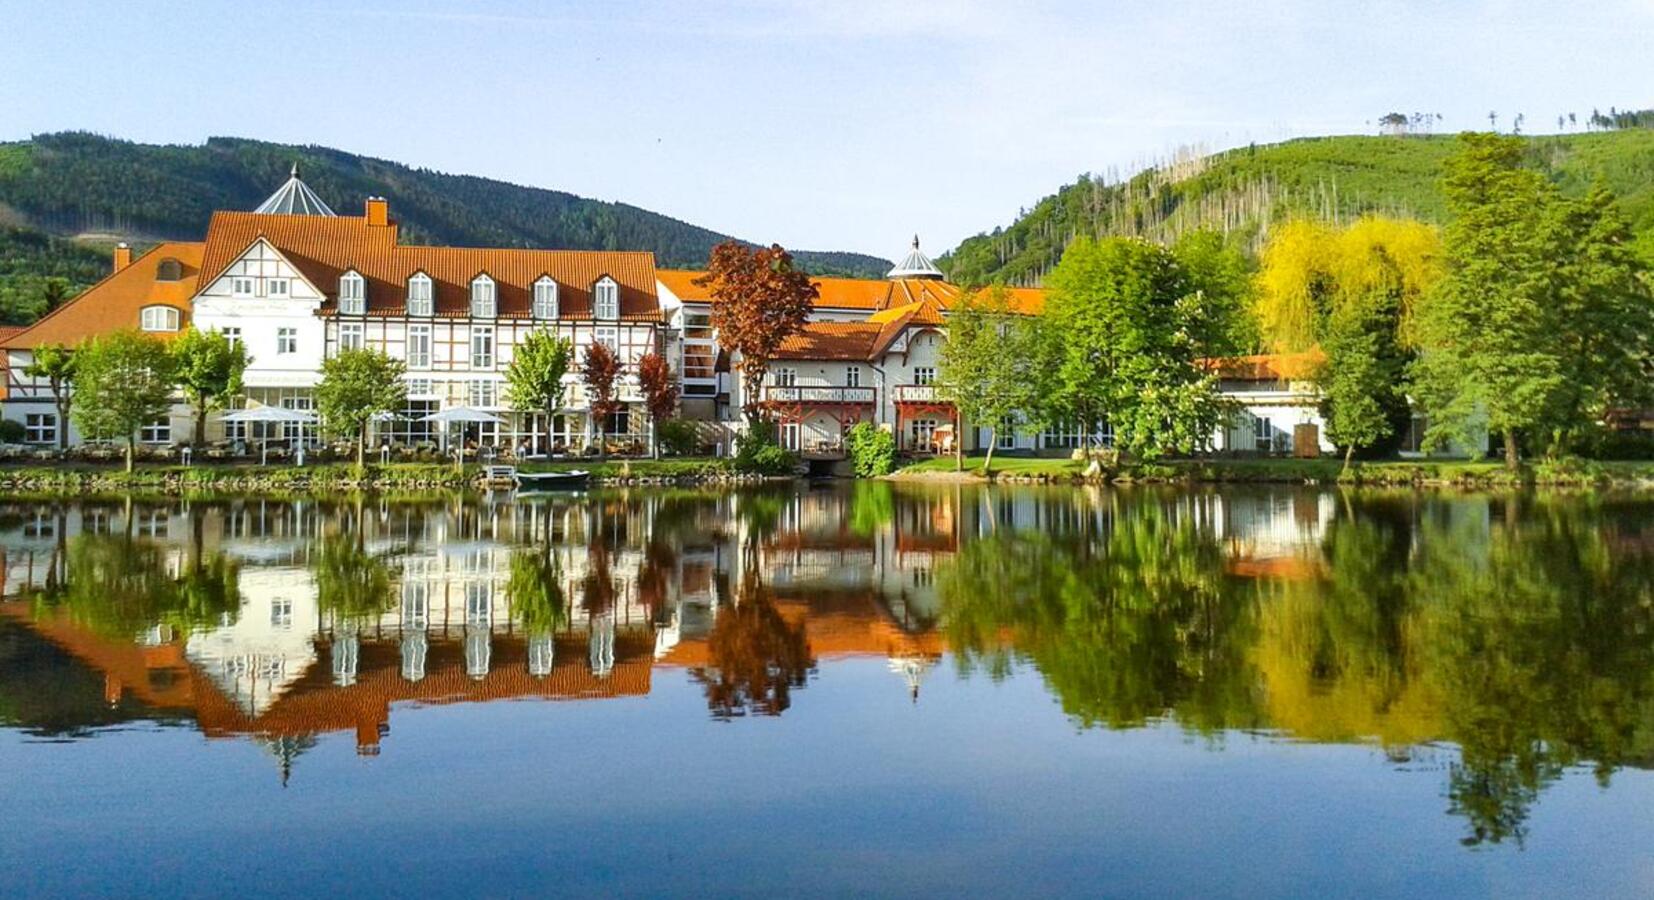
[942,127,1654,286]
[0,132,892,324]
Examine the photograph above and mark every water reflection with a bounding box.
[1,486,1650,847]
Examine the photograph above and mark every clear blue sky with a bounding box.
[3,1,1650,258]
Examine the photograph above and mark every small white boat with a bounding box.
[514,469,591,490]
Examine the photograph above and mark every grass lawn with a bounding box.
[892,454,1654,486]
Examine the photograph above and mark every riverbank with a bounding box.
[0,457,752,495]
[890,455,1654,488]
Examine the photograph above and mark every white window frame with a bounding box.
[845,366,861,388]
[533,277,559,320]
[594,326,618,351]
[594,277,619,320]
[407,273,433,317]
[471,326,495,369]
[140,418,172,445]
[140,305,180,332]
[774,367,797,388]
[468,379,499,408]
[267,278,290,298]
[23,413,57,445]
[407,324,432,369]
[339,271,366,315]
[779,422,800,451]
[913,367,936,386]
[277,328,298,355]
[231,277,255,297]
[339,322,365,351]
[220,327,242,346]
[470,275,496,318]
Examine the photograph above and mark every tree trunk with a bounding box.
[1503,429,1520,471]
[982,427,997,476]
[955,416,963,471]
[544,406,556,458]
[651,418,659,459]
[124,439,135,473]
[195,401,209,450]
[56,397,70,451]
[358,429,367,470]
[1342,443,1355,476]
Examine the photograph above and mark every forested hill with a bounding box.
[942,129,1654,286]
[0,131,890,290]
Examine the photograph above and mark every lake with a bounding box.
[2,483,1652,897]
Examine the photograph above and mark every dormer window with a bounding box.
[339,270,366,315]
[594,277,619,320]
[532,277,559,320]
[156,258,184,282]
[140,305,181,332]
[407,273,433,317]
[470,275,496,318]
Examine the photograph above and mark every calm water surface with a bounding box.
[2,484,1652,897]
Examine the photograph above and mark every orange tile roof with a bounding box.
[660,269,1044,316]
[774,322,885,361]
[200,211,661,322]
[3,243,203,350]
[1209,351,1326,381]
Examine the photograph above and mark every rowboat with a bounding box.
[514,469,591,490]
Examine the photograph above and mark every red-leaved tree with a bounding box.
[695,242,818,421]
[636,351,679,458]
[581,342,624,458]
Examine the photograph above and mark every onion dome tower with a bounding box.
[254,162,338,216]
[886,235,945,280]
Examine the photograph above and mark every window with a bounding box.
[23,413,56,445]
[774,368,797,387]
[845,366,861,388]
[277,328,297,354]
[407,324,431,368]
[220,327,241,346]
[1254,416,1277,453]
[909,418,937,450]
[231,277,254,297]
[468,379,499,408]
[533,277,559,319]
[594,326,618,351]
[997,416,1016,450]
[267,278,290,298]
[406,378,435,398]
[339,271,366,314]
[594,277,619,320]
[470,275,496,318]
[913,367,936,386]
[140,305,181,332]
[271,598,293,629]
[156,258,184,282]
[470,326,495,368]
[780,422,800,451]
[140,418,171,445]
[339,323,364,351]
[407,273,433,317]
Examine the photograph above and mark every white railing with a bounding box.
[764,386,875,404]
[893,384,940,403]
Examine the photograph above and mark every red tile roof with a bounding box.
[659,269,1044,316]
[201,212,661,321]
[2,243,203,350]
[1209,351,1326,381]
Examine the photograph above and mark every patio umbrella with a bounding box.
[420,406,505,458]
[220,406,318,463]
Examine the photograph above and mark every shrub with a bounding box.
[1579,427,1654,461]
[656,418,700,456]
[844,421,895,477]
[733,421,798,475]
[0,419,25,444]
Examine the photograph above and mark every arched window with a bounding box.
[593,277,619,320]
[155,258,184,282]
[406,272,433,317]
[470,274,496,318]
[139,305,181,332]
[338,270,366,315]
[532,276,559,320]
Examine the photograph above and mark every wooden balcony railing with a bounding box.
[893,384,941,403]
[764,386,876,404]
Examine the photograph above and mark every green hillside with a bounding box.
[943,130,1654,286]
[0,132,891,324]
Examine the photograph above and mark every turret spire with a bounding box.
[254,162,337,216]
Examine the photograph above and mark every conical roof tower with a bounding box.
[886,235,945,280]
[253,162,337,216]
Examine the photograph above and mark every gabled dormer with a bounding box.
[532,275,559,320]
[338,269,366,315]
[593,275,619,320]
[407,271,433,317]
[470,273,497,318]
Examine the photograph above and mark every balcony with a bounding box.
[893,384,941,403]
[764,386,875,405]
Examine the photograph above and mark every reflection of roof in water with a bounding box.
[657,593,944,668]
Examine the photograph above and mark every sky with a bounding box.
[2,0,1651,259]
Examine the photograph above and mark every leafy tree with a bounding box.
[504,329,572,454]
[580,341,624,457]
[635,351,679,458]
[171,328,248,448]
[844,421,896,477]
[1039,236,1229,460]
[71,331,176,471]
[1172,230,1257,356]
[696,242,818,421]
[22,343,76,450]
[1320,289,1410,471]
[937,287,1039,472]
[314,348,406,468]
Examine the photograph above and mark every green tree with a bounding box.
[1040,236,1229,460]
[71,331,176,472]
[504,329,572,455]
[22,344,76,450]
[937,287,1040,472]
[172,328,248,448]
[1411,134,1567,468]
[314,348,407,468]
[1172,230,1257,356]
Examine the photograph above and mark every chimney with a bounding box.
[113,242,133,273]
[365,196,389,227]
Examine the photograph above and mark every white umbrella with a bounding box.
[220,406,316,464]
[420,406,505,459]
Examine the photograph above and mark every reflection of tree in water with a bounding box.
[29,529,241,640]
[312,531,395,622]
[938,489,1654,847]
[507,549,566,636]
[694,574,815,719]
